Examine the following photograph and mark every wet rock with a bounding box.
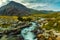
[0,32,3,38]
[16,35,24,40]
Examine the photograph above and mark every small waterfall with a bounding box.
[21,22,38,40]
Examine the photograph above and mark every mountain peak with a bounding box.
[8,1,26,7]
[9,1,16,3]
[8,1,22,5]
[0,1,30,16]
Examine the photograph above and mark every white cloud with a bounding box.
[28,3,48,8]
[0,0,10,7]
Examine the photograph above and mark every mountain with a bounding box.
[0,1,30,16]
[0,1,57,16]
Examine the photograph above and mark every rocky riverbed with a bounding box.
[0,17,60,40]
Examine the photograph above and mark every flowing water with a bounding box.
[21,22,38,40]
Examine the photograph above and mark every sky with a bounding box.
[0,0,60,11]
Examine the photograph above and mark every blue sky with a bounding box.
[0,0,60,11]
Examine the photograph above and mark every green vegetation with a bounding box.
[22,12,60,31]
[0,12,59,31]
